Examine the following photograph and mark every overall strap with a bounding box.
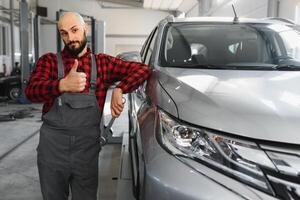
[56,52,64,79]
[90,54,97,90]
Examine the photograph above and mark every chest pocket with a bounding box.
[65,99,95,109]
[60,93,100,128]
[43,53,100,130]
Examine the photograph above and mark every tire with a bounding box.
[8,86,20,100]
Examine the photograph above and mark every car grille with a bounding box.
[260,144,300,199]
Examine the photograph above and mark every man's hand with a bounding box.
[59,59,87,92]
[111,88,124,118]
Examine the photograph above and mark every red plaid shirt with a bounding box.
[25,47,151,115]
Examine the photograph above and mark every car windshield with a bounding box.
[159,22,300,70]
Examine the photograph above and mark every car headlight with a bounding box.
[157,109,277,195]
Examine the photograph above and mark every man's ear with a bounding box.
[84,23,89,34]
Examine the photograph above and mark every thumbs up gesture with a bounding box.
[58,59,87,92]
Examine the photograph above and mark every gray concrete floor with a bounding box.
[0,90,134,200]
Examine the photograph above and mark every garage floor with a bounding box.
[0,89,135,200]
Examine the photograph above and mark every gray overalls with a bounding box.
[37,53,101,200]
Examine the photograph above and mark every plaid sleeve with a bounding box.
[100,54,151,93]
[25,53,61,102]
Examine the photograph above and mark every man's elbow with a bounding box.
[24,85,37,102]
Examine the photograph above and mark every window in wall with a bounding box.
[115,44,142,56]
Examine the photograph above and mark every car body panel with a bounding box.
[157,67,300,144]
[146,70,178,117]
[169,17,295,25]
[120,16,300,200]
[136,105,278,200]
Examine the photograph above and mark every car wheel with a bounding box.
[8,86,20,100]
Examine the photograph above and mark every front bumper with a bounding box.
[141,131,278,200]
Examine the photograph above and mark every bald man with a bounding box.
[25,12,150,200]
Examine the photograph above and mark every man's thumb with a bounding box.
[71,59,78,72]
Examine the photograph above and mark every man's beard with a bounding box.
[64,33,87,57]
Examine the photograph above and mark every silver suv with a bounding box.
[118,16,300,200]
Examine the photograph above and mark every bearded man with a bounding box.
[25,12,150,200]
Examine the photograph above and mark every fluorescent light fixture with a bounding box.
[144,0,184,11]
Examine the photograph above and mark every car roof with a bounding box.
[165,16,295,26]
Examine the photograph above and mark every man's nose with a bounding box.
[68,32,76,42]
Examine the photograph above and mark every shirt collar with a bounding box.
[61,46,92,59]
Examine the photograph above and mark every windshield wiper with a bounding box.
[166,63,300,70]
[168,64,277,70]
[168,64,237,69]
[272,64,300,71]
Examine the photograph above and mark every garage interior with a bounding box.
[0,0,300,200]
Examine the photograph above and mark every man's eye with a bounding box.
[61,32,67,37]
[72,29,78,33]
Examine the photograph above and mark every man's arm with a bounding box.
[99,54,151,117]
[25,54,61,102]
[101,54,151,93]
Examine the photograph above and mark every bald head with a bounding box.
[58,12,88,56]
[58,12,85,29]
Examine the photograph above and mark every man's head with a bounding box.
[58,12,88,56]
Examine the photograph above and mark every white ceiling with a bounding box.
[143,0,198,12]
[144,0,183,10]
[99,0,199,12]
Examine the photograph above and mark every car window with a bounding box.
[144,28,158,65]
[159,23,300,70]
[141,35,151,60]
[141,27,157,62]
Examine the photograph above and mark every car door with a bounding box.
[128,26,158,199]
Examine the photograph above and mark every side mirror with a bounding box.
[116,51,142,62]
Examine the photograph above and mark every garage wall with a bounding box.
[186,0,269,18]
[38,0,169,56]
[279,0,300,22]
[186,4,199,17]
[106,37,145,56]
[209,0,268,18]
[186,0,300,24]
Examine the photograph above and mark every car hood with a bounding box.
[157,67,300,144]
